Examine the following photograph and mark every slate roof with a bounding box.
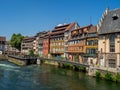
[98,8,120,34]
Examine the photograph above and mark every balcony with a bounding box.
[83,53,97,57]
[50,46,64,48]
[68,43,84,47]
[64,34,68,36]
[86,46,98,48]
[50,51,64,54]
[67,50,85,53]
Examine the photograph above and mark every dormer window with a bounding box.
[112,14,119,20]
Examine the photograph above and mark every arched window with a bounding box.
[109,34,115,52]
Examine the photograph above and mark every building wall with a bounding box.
[39,38,43,56]
[67,39,86,63]
[98,34,120,69]
[64,23,79,58]
[67,25,92,63]
[0,41,5,54]
[85,37,98,65]
[21,42,34,54]
[50,37,64,57]
[0,37,6,54]
[21,37,35,55]
[64,31,69,58]
[34,37,39,54]
[43,38,49,57]
[34,31,48,56]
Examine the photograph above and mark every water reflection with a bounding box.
[0,61,120,90]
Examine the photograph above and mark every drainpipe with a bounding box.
[119,35,120,66]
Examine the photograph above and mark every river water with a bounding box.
[0,60,120,90]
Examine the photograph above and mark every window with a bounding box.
[109,34,115,52]
[88,33,96,37]
[86,49,96,54]
[94,40,98,45]
[109,59,116,68]
[112,14,119,20]
[87,49,89,53]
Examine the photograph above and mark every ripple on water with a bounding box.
[0,63,20,72]
[0,61,120,90]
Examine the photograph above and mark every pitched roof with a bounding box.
[43,32,51,39]
[71,24,92,33]
[88,26,97,33]
[35,31,48,37]
[0,36,6,41]
[71,25,93,37]
[51,22,75,35]
[65,23,75,31]
[98,8,120,34]
[22,37,35,43]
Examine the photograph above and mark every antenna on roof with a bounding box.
[107,0,110,9]
[90,16,92,25]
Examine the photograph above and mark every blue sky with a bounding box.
[0,0,120,40]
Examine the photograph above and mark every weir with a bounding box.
[7,55,37,65]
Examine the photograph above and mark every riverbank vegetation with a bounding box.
[59,63,86,72]
[95,71,120,83]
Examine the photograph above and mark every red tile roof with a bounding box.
[65,23,75,31]
[51,22,75,36]
[88,26,97,33]
[80,24,92,29]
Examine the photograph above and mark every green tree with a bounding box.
[29,49,34,56]
[10,33,24,51]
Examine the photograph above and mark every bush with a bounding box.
[63,64,70,68]
[114,73,120,82]
[96,71,101,78]
[105,72,113,81]
[79,66,86,72]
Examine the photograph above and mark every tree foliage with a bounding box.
[10,33,24,51]
[29,49,34,56]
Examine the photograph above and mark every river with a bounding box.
[0,60,120,90]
